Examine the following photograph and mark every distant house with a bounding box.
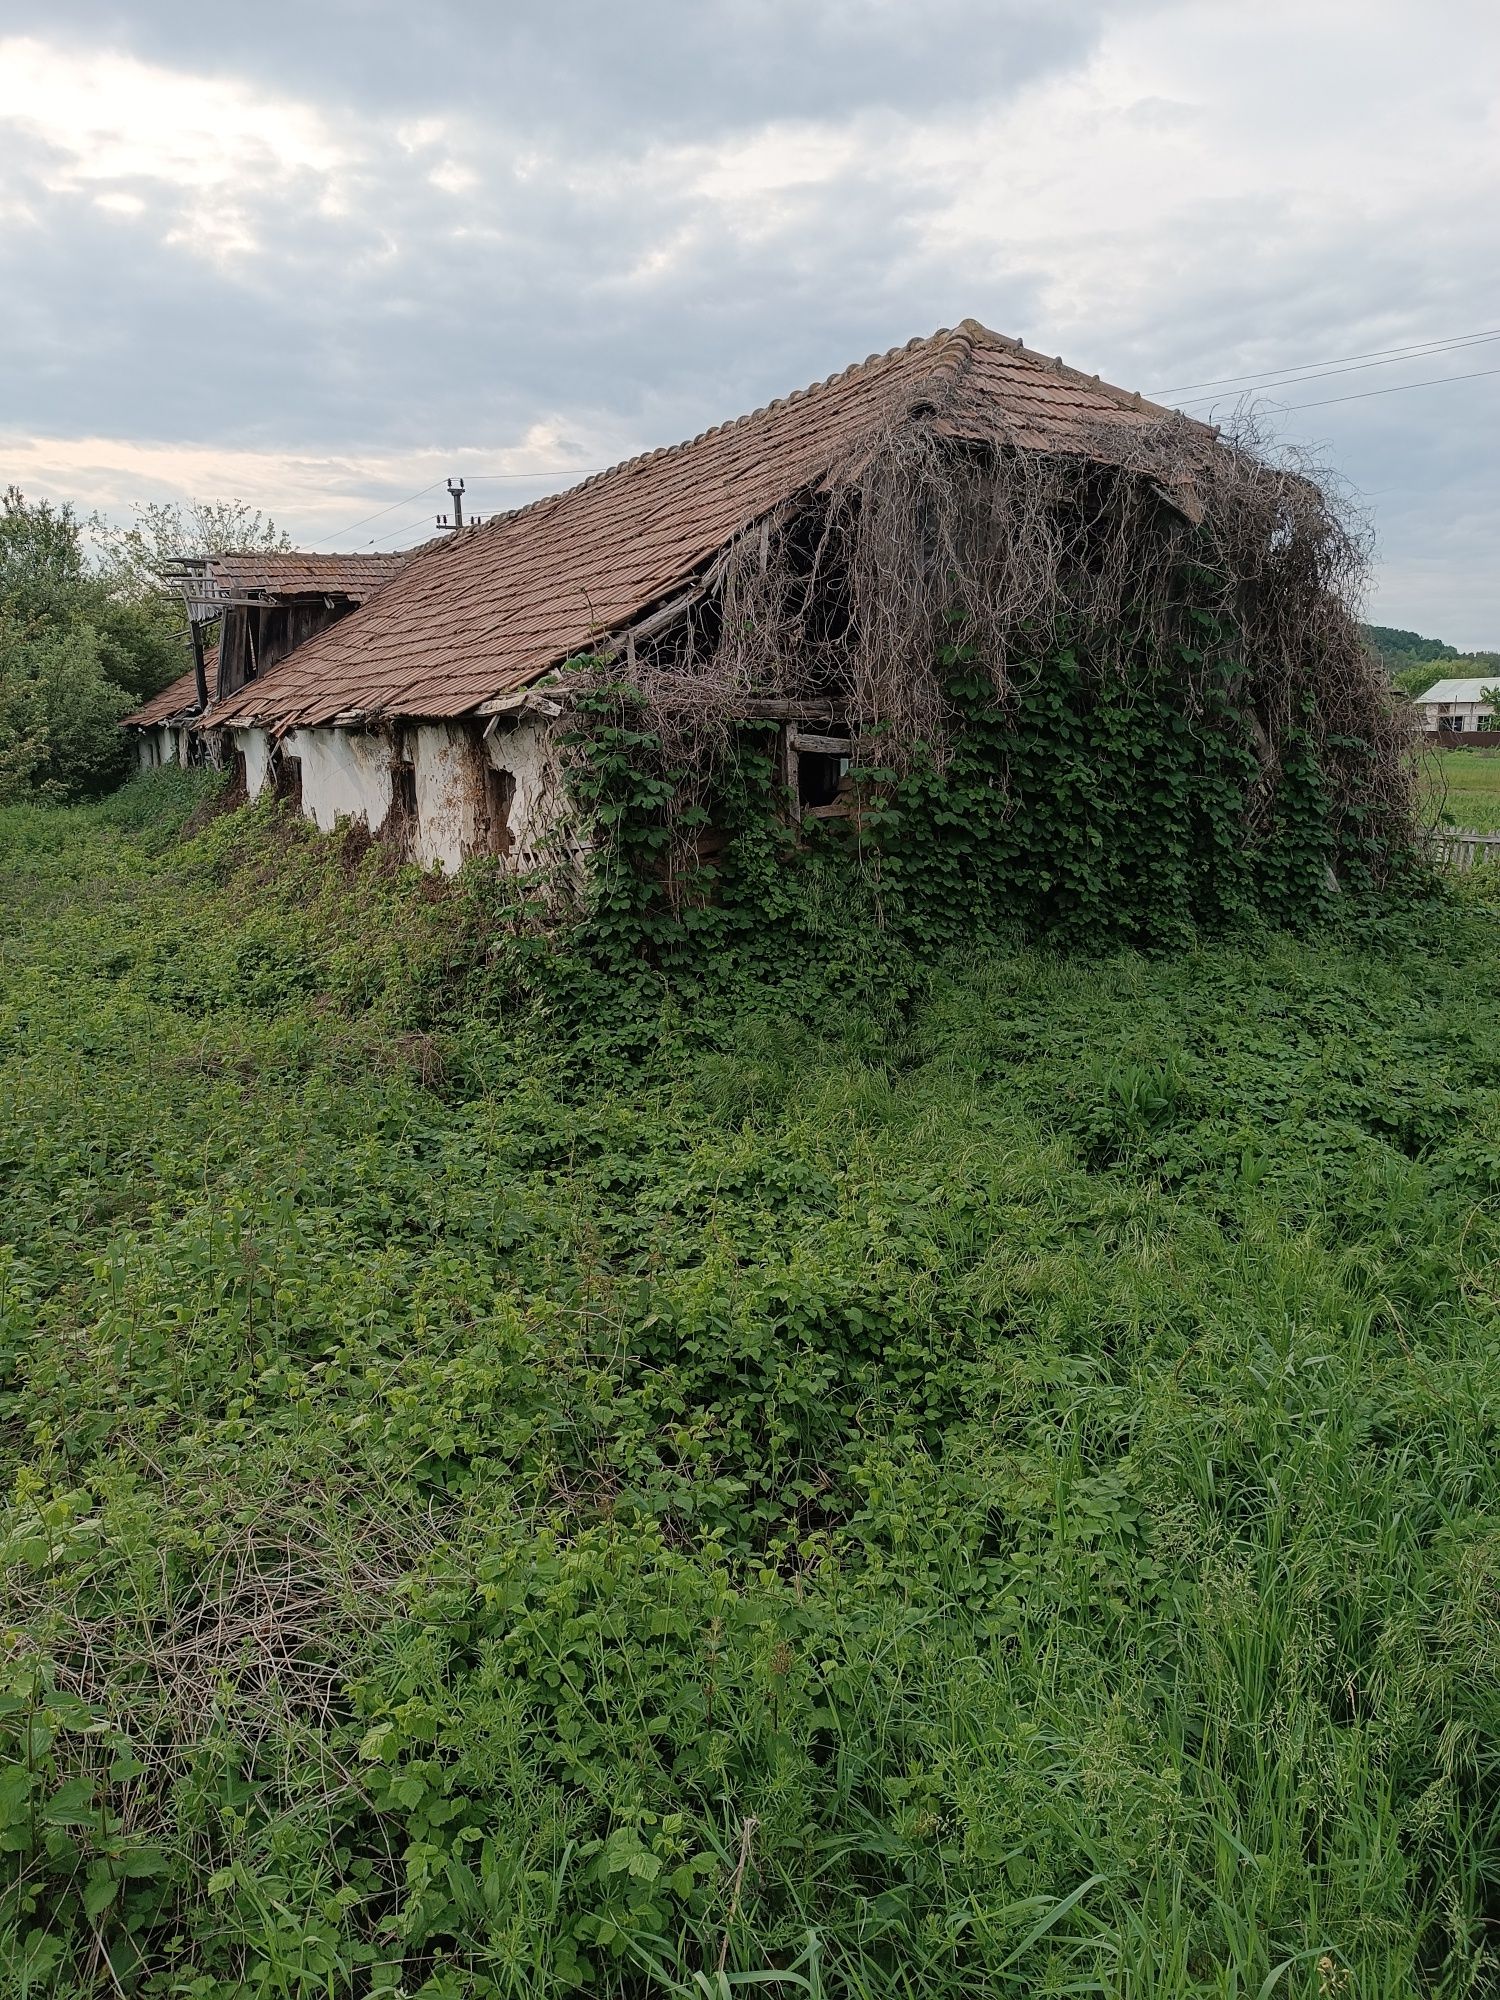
[1413,678,1498,740]
[120,551,408,766]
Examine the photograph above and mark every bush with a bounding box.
[0,488,184,803]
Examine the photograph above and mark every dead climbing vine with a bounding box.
[563,388,1420,894]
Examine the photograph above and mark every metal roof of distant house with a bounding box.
[120,644,220,730]
[206,321,1217,734]
[1415,678,1499,705]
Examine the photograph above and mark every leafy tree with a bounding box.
[0,489,293,803]
[1391,660,1450,699]
[0,490,129,801]
[1362,623,1458,673]
[90,498,291,606]
[0,623,136,799]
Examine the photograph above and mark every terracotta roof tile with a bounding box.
[207,322,1207,732]
[121,644,220,729]
[197,551,409,601]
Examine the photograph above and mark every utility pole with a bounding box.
[436,477,480,533]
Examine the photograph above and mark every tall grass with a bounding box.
[0,774,1497,1997]
[1428,746,1500,831]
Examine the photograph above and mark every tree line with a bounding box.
[1362,623,1500,698]
[0,489,288,804]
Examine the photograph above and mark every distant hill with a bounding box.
[1362,624,1459,673]
[1361,624,1500,698]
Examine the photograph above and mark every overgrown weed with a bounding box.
[1,780,1497,1995]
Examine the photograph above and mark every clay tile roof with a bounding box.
[120,643,220,729]
[185,550,410,604]
[207,321,1209,732]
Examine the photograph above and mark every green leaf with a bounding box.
[41,1776,97,1826]
[82,1871,121,1921]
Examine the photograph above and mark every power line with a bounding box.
[361,511,446,550]
[1151,324,1500,398]
[318,478,447,546]
[1173,330,1500,409]
[467,466,606,481]
[355,473,608,550]
[317,465,608,551]
[1280,361,1500,413]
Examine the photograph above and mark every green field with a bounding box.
[1428,747,1500,832]
[3,777,1499,1998]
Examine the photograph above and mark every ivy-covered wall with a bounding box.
[557,633,1424,998]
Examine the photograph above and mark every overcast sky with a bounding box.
[2,1,1496,643]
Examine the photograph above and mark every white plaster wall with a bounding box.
[412,719,570,873]
[485,720,566,870]
[226,716,572,875]
[1422,698,1495,731]
[287,726,396,835]
[411,722,479,872]
[239,728,272,799]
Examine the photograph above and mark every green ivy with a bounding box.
[554,625,1421,1020]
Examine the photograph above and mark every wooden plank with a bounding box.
[476,687,567,721]
[732,698,848,722]
[600,588,701,657]
[789,731,853,756]
[190,621,209,712]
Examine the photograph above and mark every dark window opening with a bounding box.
[480,765,516,857]
[271,752,302,812]
[391,761,417,825]
[798,752,845,810]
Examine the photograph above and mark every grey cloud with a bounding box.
[35,0,1127,140]
[3,4,1496,638]
[0,87,999,455]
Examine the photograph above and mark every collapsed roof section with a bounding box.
[141,547,415,719]
[160,550,411,621]
[120,645,221,730]
[205,321,1219,734]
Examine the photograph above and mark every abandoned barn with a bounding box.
[126,321,1418,911]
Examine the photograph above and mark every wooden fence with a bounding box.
[1426,827,1500,870]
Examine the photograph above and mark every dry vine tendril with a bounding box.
[557,400,1422,959]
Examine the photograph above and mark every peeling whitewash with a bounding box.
[410,722,485,871]
[133,724,196,768]
[489,720,564,873]
[227,716,565,875]
[287,726,397,839]
[240,728,273,804]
